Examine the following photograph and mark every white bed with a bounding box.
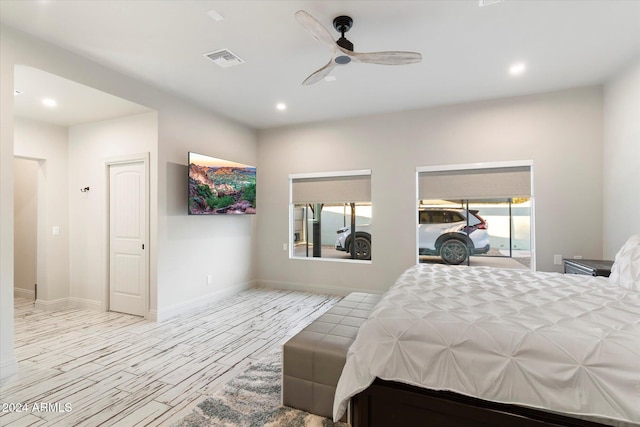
[333,263,640,425]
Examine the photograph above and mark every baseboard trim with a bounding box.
[256,280,380,297]
[0,356,18,383]
[155,280,255,322]
[34,298,69,311]
[14,287,35,300]
[27,297,101,312]
[68,297,102,311]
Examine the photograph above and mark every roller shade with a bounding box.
[419,166,531,200]
[292,174,371,204]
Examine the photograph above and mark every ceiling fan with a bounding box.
[295,10,422,85]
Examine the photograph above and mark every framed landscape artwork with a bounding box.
[188,152,256,215]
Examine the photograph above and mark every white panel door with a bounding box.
[109,161,147,316]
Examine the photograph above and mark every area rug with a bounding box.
[172,349,348,427]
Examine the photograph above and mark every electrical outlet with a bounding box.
[207,275,213,285]
[282,243,288,251]
[573,255,583,260]
[553,254,563,265]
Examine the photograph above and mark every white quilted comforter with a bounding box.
[333,264,640,424]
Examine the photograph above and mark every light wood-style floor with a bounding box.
[1,289,341,426]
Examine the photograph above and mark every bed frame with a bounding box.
[351,379,608,427]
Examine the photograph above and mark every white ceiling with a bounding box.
[2,0,639,130]
[13,65,153,127]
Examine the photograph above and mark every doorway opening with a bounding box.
[13,157,42,302]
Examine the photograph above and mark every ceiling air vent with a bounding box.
[478,0,504,6]
[204,49,245,68]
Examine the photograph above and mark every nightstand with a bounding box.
[563,259,614,277]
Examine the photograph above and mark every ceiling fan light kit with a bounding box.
[295,10,422,85]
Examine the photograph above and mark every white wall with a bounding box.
[603,58,640,258]
[257,87,604,294]
[13,158,38,299]
[156,102,258,320]
[1,26,258,379]
[0,30,18,378]
[68,113,157,311]
[13,118,70,306]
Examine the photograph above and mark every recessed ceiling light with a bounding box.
[206,9,225,21]
[14,90,23,96]
[276,103,287,111]
[509,62,526,76]
[42,98,57,107]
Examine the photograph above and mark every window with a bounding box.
[417,162,533,268]
[290,170,372,262]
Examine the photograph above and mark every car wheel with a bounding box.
[352,235,371,260]
[440,239,468,265]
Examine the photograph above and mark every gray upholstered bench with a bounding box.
[282,292,381,419]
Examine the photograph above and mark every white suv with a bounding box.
[335,208,490,264]
[417,208,490,264]
[335,224,372,260]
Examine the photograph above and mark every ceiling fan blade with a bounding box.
[302,60,336,85]
[350,51,422,65]
[295,10,337,52]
